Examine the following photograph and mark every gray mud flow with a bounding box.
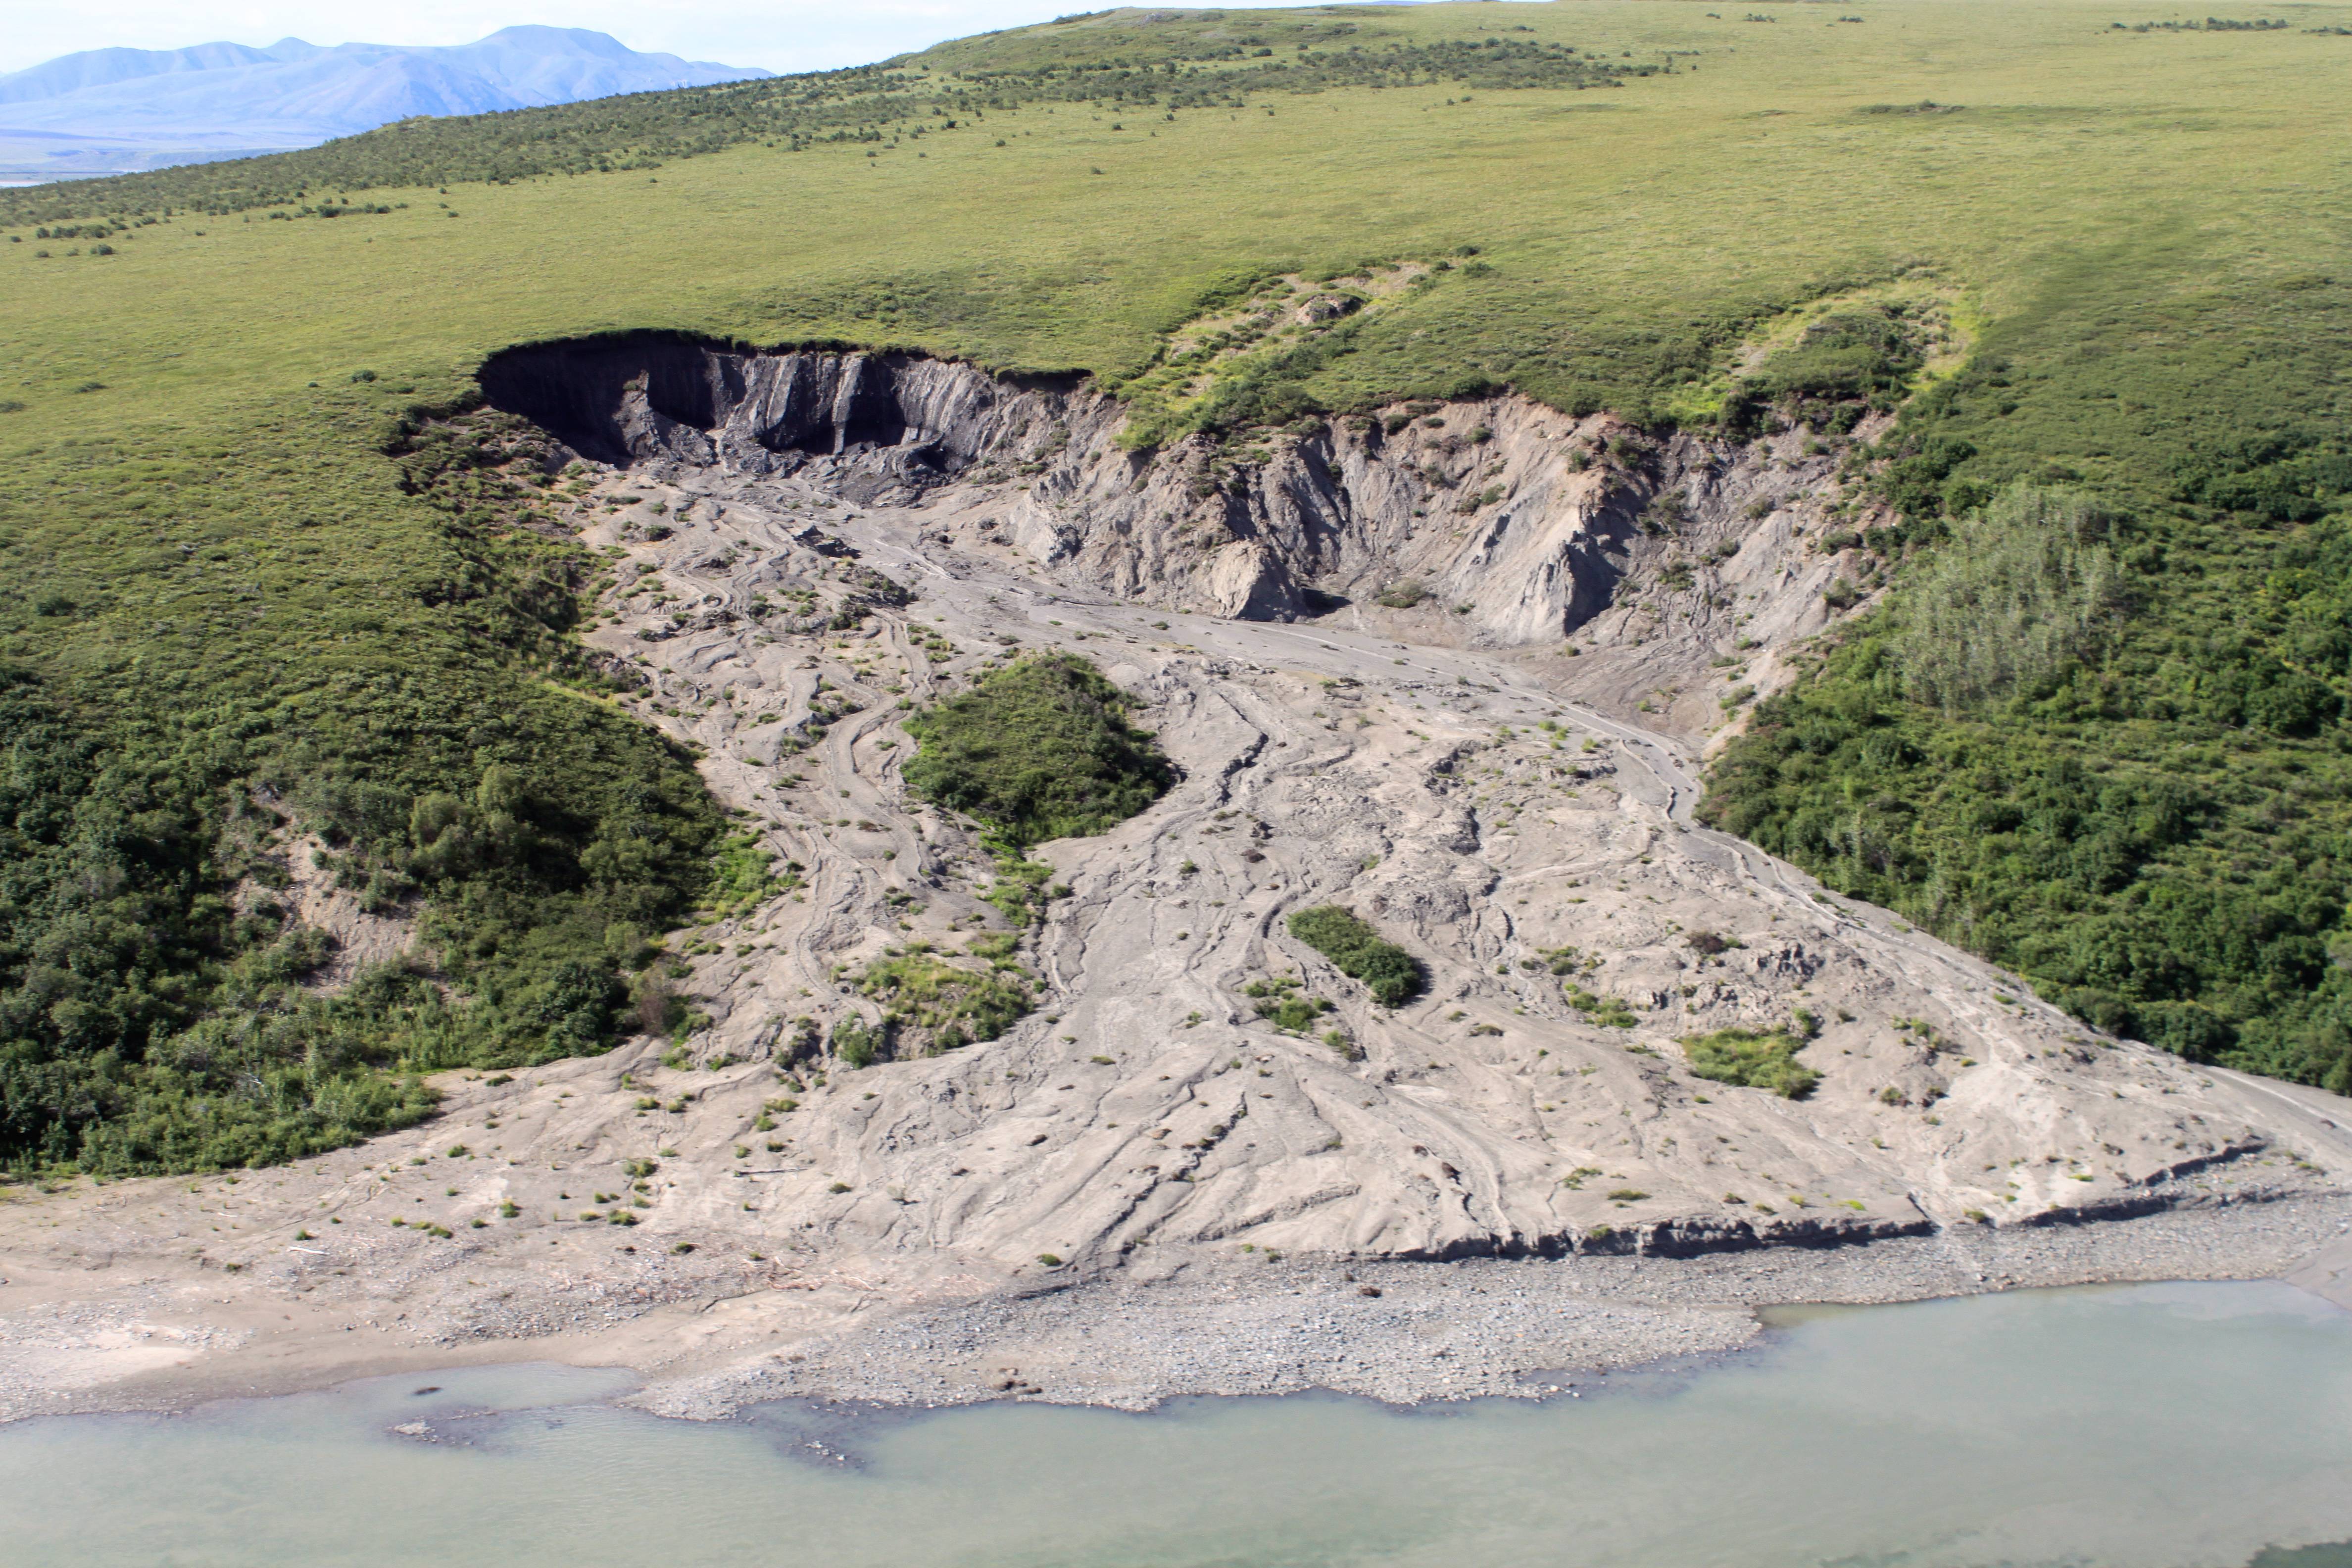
[2,341,2347,1426]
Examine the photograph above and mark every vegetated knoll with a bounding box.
[903,652,1176,848]
[1287,905,1425,1006]
[1682,1023,1820,1099]
[842,935,1035,1063]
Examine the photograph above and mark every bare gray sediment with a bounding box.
[9,342,2352,1430]
[640,1195,2352,1417]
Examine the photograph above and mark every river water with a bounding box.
[2,1280,2348,1568]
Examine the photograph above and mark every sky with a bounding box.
[0,0,1349,79]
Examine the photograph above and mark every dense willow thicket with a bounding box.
[0,405,723,1174]
[1703,274,2352,1090]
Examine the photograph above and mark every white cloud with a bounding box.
[0,0,1340,78]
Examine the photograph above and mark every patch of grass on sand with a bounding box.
[1681,1028,1819,1099]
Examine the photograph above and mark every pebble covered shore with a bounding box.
[641,1195,2352,1417]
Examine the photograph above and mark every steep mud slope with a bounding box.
[480,332,1866,723]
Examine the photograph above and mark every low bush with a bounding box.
[1286,906,1425,1006]
[847,939,1033,1058]
[831,1016,882,1069]
[903,654,1173,848]
[1244,975,1332,1031]
[1680,1027,1819,1098]
[1565,985,1638,1028]
[702,835,798,919]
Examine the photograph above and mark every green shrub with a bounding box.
[1680,1027,1819,1098]
[831,1017,882,1069]
[1244,976,1333,1031]
[849,941,1033,1057]
[1565,985,1638,1029]
[979,853,1060,927]
[903,654,1173,848]
[1285,906,1425,1006]
[702,834,796,918]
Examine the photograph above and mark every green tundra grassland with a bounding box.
[2,0,2350,1172]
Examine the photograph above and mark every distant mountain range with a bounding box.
[0,26,770,181]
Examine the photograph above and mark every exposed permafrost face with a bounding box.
[481,334,1668,641]
[482,337,1043,473]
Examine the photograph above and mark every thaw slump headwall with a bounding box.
[477,333,1067,474]
[477,333,1822,644]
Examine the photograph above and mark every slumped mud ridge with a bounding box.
[4,337,2349,1419]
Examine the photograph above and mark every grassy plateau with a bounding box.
[3,0,2351,1168]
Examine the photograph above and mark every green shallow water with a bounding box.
[3,1280,2350,1568]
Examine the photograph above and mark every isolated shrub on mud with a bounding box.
[850,939,1033,1057]
[1286,906,1425,1006]
[1680,1027,1819,1098]
[903,654,1173,848]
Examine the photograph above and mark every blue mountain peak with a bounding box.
[0,27,771,180]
